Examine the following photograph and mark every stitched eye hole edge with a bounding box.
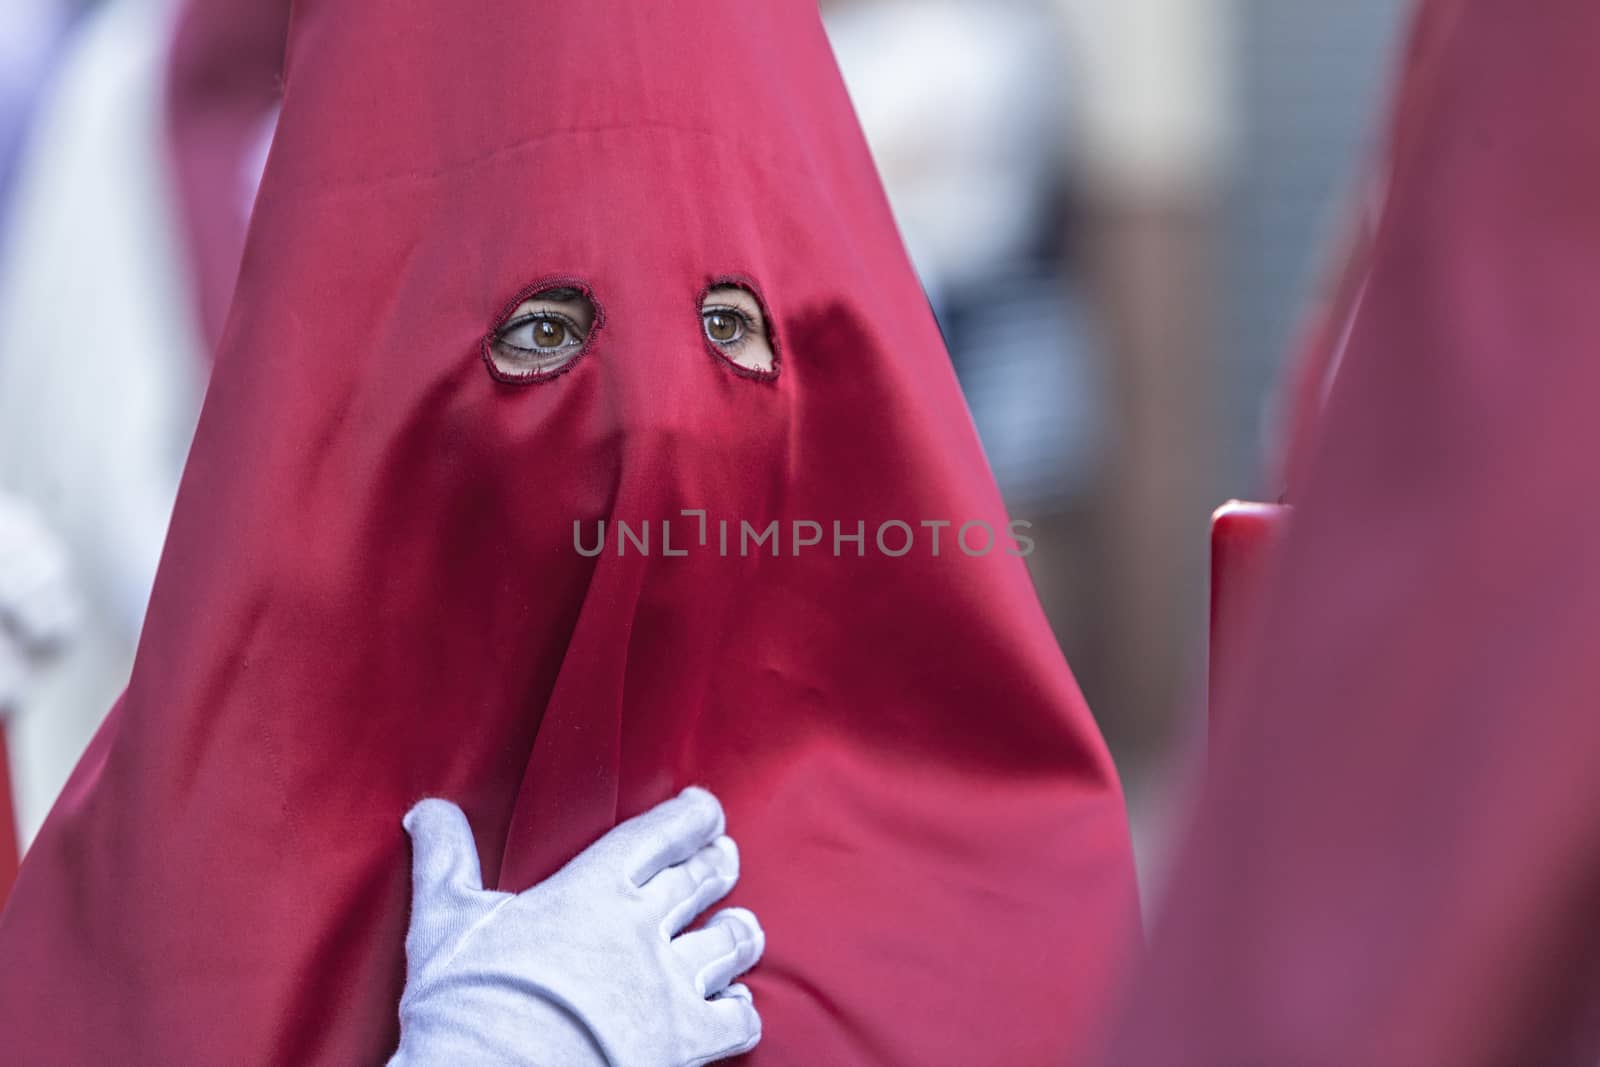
[482,281,603,385]
[699,278,779,381]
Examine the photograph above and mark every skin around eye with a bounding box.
[488,287,597,380]
[701,285,774,374]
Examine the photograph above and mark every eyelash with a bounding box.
[497,311,584,353]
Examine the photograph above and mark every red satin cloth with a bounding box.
[0,730,17,904]
[0,2,1138,1063]
[164,0,288,356]
[1111,2,1600,1062]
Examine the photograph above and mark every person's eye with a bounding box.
[499,313,584,354]
[699,283,776,376]
[702,307,750,347]
[483,284,599,384]
[488,310,589,381]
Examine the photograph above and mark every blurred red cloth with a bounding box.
[0,730,17,904]
[0,1,1138,1063]
[164,0,288,357]
[1274,0,1465,497]
[1111,1,1600,1063]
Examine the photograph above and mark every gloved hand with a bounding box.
[390,787,764,1067]
[0,493,80,714]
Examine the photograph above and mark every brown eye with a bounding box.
[703,310,743,345]
[532,319,568,349]
[699,283,776,376]
[485,285,599,383]
[497,314,580,355]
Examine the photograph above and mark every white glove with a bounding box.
[0,493,81,713]
[390,787,764,1067]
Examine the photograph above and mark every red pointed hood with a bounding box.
[0,3,1137,1063]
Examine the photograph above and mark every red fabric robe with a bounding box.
[0,2,1138,1063]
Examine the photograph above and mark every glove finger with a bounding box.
[672,907,765,996]
[402,798,486,897]
[687,989,762,1066]
[650,835,739,937]
[606,786,726,887]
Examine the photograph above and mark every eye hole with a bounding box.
[487,285,598,382]
[701,284,775,376]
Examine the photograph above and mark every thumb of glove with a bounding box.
[403,798,490,909]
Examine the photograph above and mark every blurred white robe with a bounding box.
[0,0,205,845]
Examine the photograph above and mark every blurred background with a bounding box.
[0,0,1413,901]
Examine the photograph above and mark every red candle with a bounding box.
[1209,501,1291,733]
